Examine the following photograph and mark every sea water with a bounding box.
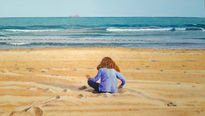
[0,17,205,49]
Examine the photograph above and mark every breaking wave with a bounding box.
[106,27,204,32]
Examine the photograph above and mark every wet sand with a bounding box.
[0,48,205,116]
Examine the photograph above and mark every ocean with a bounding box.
[0,17,205,49]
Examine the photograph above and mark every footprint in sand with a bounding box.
[41,69,47,73]
[177,82,181,85]
[62,88,70,93]
[26,68,34,72]
[136,68,140,70]
[151,60,157,62]
[78,85,88,90]
[10,107,43,116]
[192,85,196,88]
[167,102,177,107]
[145,65,150,68]
[78,94,85,98]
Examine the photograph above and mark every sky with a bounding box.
[0,0,205,17]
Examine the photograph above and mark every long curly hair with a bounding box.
[97,57,120,72]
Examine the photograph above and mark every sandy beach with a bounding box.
[0,47,205,116]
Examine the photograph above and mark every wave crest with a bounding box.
[8,42,31,46]
[106,27,205,32]
[106,27,174,32]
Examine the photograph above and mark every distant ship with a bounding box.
[69,14,80,17]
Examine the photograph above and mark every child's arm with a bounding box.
[88,69,102,82]
[116,72,126,88]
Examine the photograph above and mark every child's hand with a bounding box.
[86,75,90,79]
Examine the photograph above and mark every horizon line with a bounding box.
[0,16,205,18]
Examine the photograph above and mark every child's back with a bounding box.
[88,68,125,93]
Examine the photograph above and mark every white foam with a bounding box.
[106,27,173,32]
[8,42,31,46]
[175,28,186,31]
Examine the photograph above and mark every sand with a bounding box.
[0,47,205,116]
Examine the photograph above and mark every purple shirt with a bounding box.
[88,68,125,93]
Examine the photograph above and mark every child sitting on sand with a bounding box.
[87,57,125,93]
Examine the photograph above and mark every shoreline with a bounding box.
[1,47,205,51]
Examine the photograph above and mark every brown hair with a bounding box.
[97,57,120,72]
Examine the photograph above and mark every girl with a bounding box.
[87,57,125,93]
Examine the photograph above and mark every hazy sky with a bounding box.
[0,0,205,17]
